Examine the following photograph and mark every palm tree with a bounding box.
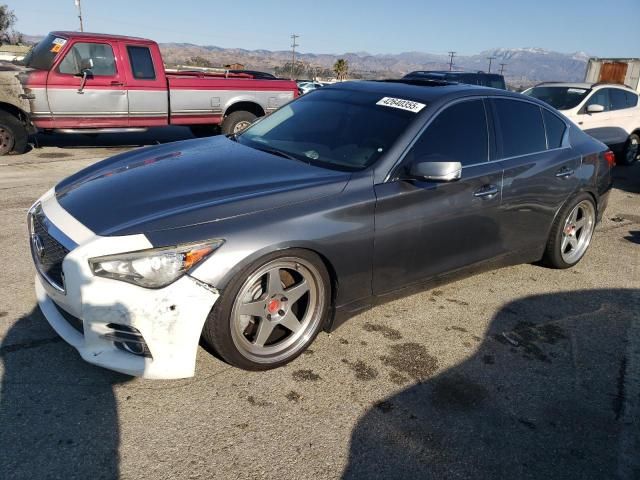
[333,59,349,81]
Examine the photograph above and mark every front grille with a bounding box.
[29,205,70,292]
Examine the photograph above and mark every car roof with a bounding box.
[408,70,503,77]
[534,81,637,92]
[323,79,520,103]
[50,31,154,44]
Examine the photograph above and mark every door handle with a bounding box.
[473,185,498,198]
[110,81,124,86]
[555,167,574,178]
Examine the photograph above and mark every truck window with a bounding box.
[127,46,156,80]
[58,42,116,76]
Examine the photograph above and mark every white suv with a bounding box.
[525,82,640,165]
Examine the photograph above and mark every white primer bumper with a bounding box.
[33,189,220,379]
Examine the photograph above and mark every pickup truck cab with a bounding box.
[0,31,298,155]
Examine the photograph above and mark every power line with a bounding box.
[290,34,300,80]
[447,51,456,71]
[486,56,496,73]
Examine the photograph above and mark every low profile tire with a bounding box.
[189,124,220,138]
[0,111,28,155]
[202,249,331,370]
[617,133,639,166]
[542,193,597,269]
[220,111,257,136]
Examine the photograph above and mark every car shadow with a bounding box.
[612,163,640,195]
[30,126,197,151]
[0,307,130,479]
[342,288,640,480]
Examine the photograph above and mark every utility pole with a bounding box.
[486,56,496,73]
[447,51,456,71]
[499,63,506,75]
[290,34,300,80]
[75,0,84,32]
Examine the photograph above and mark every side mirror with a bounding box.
[409,160,462,182]
[76,58,93,94]
[79,58,94,73]
[587,104,605,114]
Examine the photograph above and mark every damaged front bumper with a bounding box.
[32,190,220,379]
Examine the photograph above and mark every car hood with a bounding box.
[55,137,350,236]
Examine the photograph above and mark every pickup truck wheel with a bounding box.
[0,111,28,155]
[618,133,639,166]
[221,111,257,135]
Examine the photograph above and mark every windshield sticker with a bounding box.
[376,97,426,113]
[50,37,67,54]
[568,88,587,94]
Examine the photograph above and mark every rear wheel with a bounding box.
[202,249,330,370]
[0,111,28,155]
[542,193,596,269]
[617,133,639,166]
[221,111,257,135]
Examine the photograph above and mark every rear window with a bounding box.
[493,99,546,158]
[127,46,156,80]
[542,109,566,149]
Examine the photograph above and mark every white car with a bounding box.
[524,82,640,165]
[297,81,324,95]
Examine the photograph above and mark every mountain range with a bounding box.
[160,44,590,86]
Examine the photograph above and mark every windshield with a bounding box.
[524,86,591,110]
[23,33,67,71]
[237,88,420,170]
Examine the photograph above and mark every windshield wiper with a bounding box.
[251,145,303,162]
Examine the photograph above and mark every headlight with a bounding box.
[89,240,224,288]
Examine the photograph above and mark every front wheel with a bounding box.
[202,249,330,370]
[542,194,597,269]
[617,133,639,166]
[220,111,257,136]
[0,111,28,155]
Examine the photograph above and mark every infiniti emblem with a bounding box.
[33,234,45,259]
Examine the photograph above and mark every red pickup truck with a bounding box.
[0,31,298,155]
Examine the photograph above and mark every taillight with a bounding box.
[604,150,616,168]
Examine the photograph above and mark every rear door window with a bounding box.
[610,89,630,110]
[406,99,489,167]
[625,91,639,107]
[492,99,546,158]
[57,42,116,76]
[542,109,566,149]
[127,46,156,80]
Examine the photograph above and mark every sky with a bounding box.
[12,0,640,57]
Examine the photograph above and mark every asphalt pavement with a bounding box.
[0,130,638,479]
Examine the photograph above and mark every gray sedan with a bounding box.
[29,79,613,377]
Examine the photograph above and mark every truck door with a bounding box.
[117,42,168,127]
[46,40,129,128]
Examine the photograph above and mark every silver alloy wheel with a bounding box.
[560,200,596,264]
[626,136,639,163]
[230,257,324,364]
[233,120,252,134]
